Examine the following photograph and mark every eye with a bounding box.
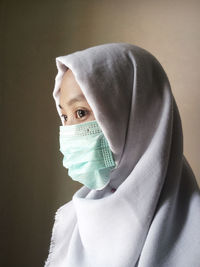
[76,109,88,119]
[61,114,68,121]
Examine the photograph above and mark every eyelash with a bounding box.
[61,109,89,122]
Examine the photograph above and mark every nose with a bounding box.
[65,116,79,126]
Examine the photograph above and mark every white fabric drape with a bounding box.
[44,43,200,267]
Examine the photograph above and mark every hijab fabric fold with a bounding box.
[45,43,200,267]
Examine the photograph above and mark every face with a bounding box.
[59,69,95,125]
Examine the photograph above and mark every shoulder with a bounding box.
[55,200,76,222]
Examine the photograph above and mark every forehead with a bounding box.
[60,69,83,98]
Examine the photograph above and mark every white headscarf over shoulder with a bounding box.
[45,43,200,267]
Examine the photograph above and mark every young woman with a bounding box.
[44,43,200,267]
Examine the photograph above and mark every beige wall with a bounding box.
[1,0,199,266]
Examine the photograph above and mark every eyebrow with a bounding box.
[58,93,86,109]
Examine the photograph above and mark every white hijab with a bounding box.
[44,43,200,267]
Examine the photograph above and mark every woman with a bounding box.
[44,43,200,267]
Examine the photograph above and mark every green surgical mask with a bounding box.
[59,120,116,190]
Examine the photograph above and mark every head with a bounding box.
[53,43,176,188]
[58,69,95,125]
